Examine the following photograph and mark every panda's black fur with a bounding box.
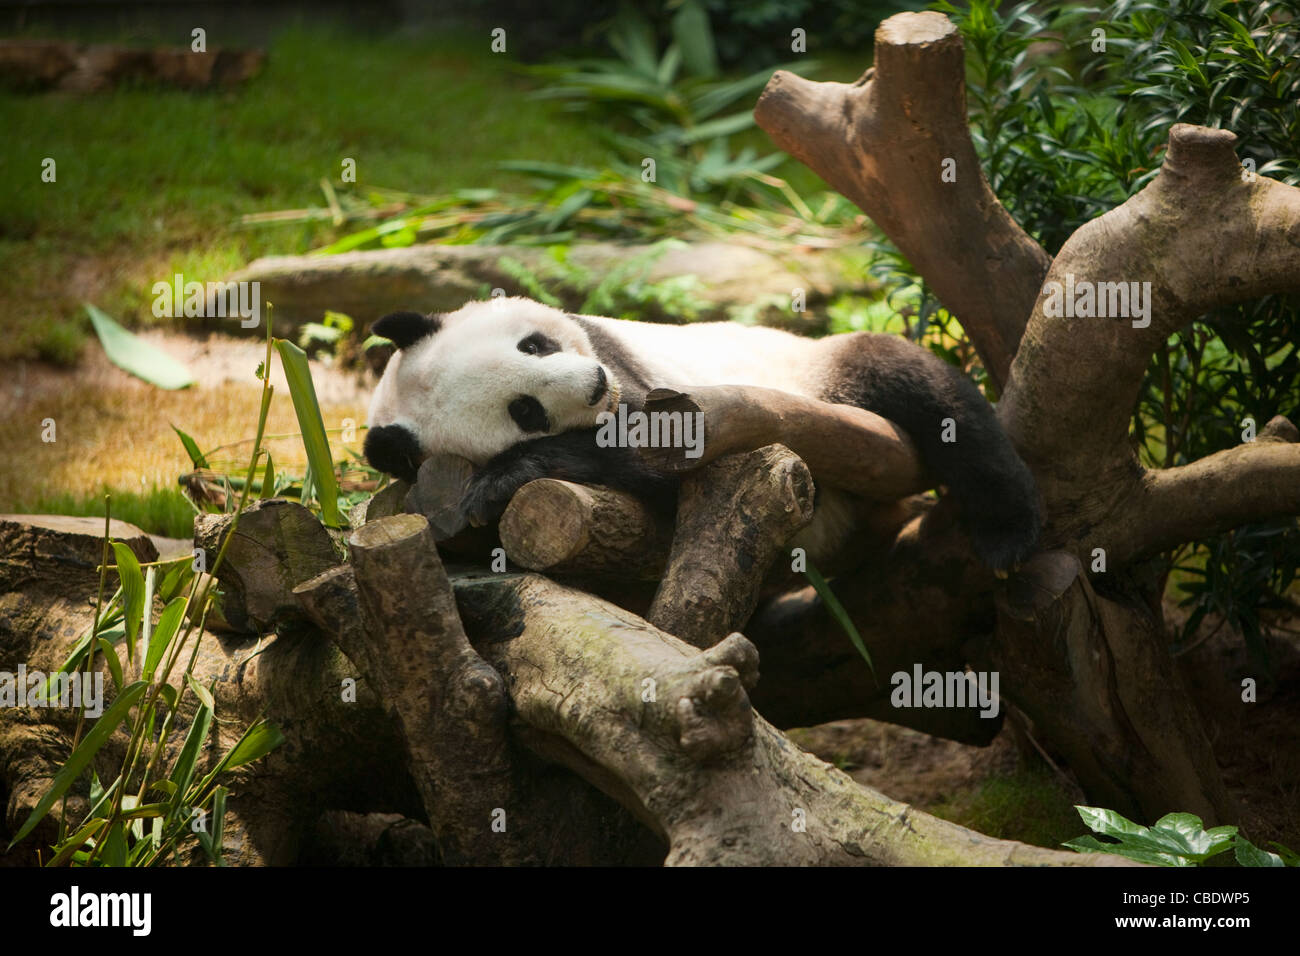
[364,301,1043,571]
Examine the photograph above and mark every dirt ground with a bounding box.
[0,328,369,509]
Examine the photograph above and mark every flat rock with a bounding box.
[230,241,855,336]
[0,514,158,592]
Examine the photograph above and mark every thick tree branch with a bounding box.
[1103,422,1300,564]
[1001,124,1300,550]
[326,515,521,865]
[456,572,1129,866]
[753,11,1051,387]
[498,479,672,578]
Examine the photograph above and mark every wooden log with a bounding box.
[498,479,672,578]
[648,445,815,647]
[193,499,341,633]
[0,40,265,92]
[336,514,518,864]
[297,519,661,865]
[456,572,1135,866]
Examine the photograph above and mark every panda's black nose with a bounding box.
[587,366,608,406]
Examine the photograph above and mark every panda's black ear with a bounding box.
[371,311,441,350]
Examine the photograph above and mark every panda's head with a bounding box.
[364,297,618,481]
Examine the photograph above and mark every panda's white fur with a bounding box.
[365,296,1043,571]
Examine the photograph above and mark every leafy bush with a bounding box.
[1067,806,1296,866]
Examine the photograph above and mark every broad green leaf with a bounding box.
[46,819,105,868]
[46,594,123,692]
[185,673,215,711]
[1154,813,1236,858]
[671,0,719,78]
[168,700,213,813]
[260,451,276,500]
[158,557,193,604]
[97,637,123,693]
[102,821,127,867]
[1233,836,1284,867]
[274,340,343,527]
[207,787,227,867]
[121,803,168,820]
[9,681,147,848]
[1076,805,1148,840]
[222,720,284,770]
[1064,836,1187,866]
[196,719,285,797]
[672,111,757,145]
[85,304,194,390]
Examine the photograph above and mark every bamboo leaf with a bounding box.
[168,697,213,811]
[97,638,123,693]
[143,597,187,683]
[274,340,343,527]
[171,425,208,468]
[111,542,146,650]
[805,562,875,678]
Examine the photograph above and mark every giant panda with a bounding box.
[364,296,1042,571]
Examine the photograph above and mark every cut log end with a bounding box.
[1162,124,1241,183]
[876,10,958,46]
[500,479,595,567]
[349,511,429,550]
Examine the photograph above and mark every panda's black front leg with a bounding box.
[460,428,677,527]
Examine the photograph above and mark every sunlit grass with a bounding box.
[0,25,614,362]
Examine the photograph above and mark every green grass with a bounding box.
[0,25,615,362]
[925,768,1084,850]
[12,487,198,540]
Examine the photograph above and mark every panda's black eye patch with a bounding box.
[508,396,550,434]
[517,332,560,357]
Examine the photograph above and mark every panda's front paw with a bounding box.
[460,468,527,528]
